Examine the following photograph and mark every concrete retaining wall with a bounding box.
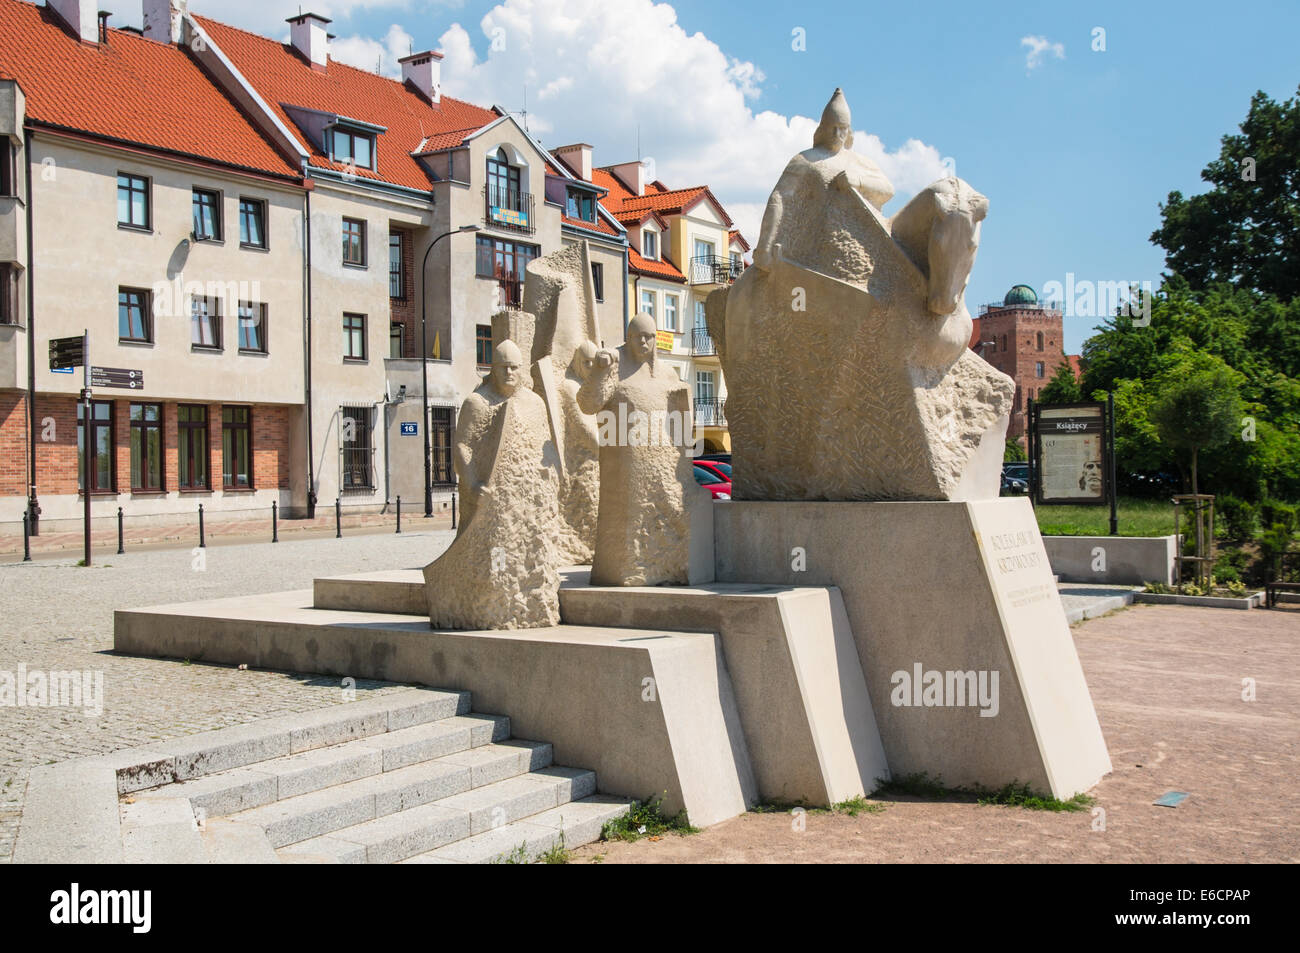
[1044,535,1177,586]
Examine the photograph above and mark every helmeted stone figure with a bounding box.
[577,312,699,586]
[423,339,563,629]
[707,88,1015,502]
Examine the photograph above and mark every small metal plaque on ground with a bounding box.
[1154,791,1189,808]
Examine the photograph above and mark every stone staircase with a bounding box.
[112,689,631,864]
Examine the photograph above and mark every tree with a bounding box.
[1003,438,1026,462]
[1150,86,1300,300]
[1149,355,1244,497]
[1037,360,1082,404]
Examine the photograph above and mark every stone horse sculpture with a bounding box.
[708,88,1013,501]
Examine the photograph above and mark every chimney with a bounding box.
[142,0,186,44]
[611,159,648,196]
[287,12,331,69]
[47,0,99,43]
[553,143,593,181]
[398,50,442,105]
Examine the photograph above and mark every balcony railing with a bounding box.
[483,186,535,235]
[692,327,717,356]
[689,255,744,286]
[496,277,523,310]
[694,397,726,428]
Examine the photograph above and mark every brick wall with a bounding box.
[0,392,291,500]
[389,227,417,358]
[975,306,1068,441]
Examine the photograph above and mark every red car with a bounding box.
[693,462,732,500]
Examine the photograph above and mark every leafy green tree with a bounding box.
[1151,86,1300,300]
[1003,438,1026,462]
[1149,355,1244,497]
[1037,360,1082,404]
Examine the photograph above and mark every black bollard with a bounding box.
[272,501,278,543]
[22,509,31,562]
[335,498,341,538]
[198,503,206,548]
[396,496,401,534]
[117,507,124,555]
[451,492,457,530]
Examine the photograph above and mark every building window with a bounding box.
[0,143,15,198]
[343,313,367,361]
[642,230,658,260]
[665,294,680,333]
[129,403,163,491]
[475,235,538,280]
[0,263,19,325]
[342,217,367,266]
[239,198,266,248]
[389,232,404,298]
[390,322,403,358]
[341,406,374,490]
[566,189,595,222]
[178,404,209,490]
[1001,333,1008,352]
[221,406,252,489]
[117,173,149,229]
[238,301,267,353]
[486,148,521,208]
[191,296,221,350]
[118,288,152,343]
[591,262,604,302]
[330,127,374,170]
[640,289,657,323]
[695,370,717,404]
[431,407,456,486]
[192,188,222,241]
[695,300,707,330]
[77,400,114,493]
[1036,361,1046,378]
[1036,331,1044,351]
[476,325,492,366]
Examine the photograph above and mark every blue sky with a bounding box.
[194,0,1300,354]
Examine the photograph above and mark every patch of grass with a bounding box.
[538,836,570,864]
[588,853,605,864]
[751,796,884,817]
[1037,497,1175,538]
[601,795,698,842]
[876,772,1092,812]
[751,799,828,815]
[490,844,529,865]
[831,795,885,816]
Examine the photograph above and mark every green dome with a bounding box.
[1003,284,1038,307]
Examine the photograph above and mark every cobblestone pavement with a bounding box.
[0,529,454,862]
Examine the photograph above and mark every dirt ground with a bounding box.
[569,603,1299,863]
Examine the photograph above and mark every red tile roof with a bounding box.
[729,229,750,252]
[0,0,298,179]
[195,15,500,191]
[593,166,735,229]
[629,248,685,282]
[561,213,618,237]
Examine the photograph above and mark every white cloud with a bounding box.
[1020,35,1065,73]
[434,0,949,244]
[330,23,414,77]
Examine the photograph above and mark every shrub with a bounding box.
[1216,495,1258,541]
[1260,500,1298,535]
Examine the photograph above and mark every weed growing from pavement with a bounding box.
[601,795,698,841]
[751,795,885,817]
[538,835,570,864]
[877,772,1095,812]
[491,844,529,864]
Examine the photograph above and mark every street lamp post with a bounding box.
[421,223,480,517]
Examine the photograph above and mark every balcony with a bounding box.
[694,397,726,428]
[689,255,743,287]
[692,327,718,357]
[496,277,523,310]
[483,185,535,236]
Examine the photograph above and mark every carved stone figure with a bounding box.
[423,339,562,629]
[577,312,699,586]
[708,88,1014,501]
[522,241,604,563]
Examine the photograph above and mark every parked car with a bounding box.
[1002,462,1029,482]
[693,460,731,482]
[693,463,732,500]
[1000,474,1029,495]
[695,452,731,467]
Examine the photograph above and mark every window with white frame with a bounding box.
[642,229,658,260]
[640,289,656,322]
[664,294,678,333]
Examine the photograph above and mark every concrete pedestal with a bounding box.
[713,499,1112,798]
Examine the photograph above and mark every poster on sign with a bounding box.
[1034,403,1108,504]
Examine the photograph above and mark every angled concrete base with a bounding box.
[713,499,1112,799]
[115,592,753,827]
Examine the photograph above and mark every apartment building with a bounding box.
[590,160,746,452]
[0,0,307,532]
[0,0,631,532]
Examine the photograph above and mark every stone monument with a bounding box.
[708,88,1015,501]
[521,241,604,564]
[577,312,705,586]
[422,336,563,629]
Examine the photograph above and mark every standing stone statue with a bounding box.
[577,312,701,586]
[708,87,1014,501]
[423,339,562,629]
